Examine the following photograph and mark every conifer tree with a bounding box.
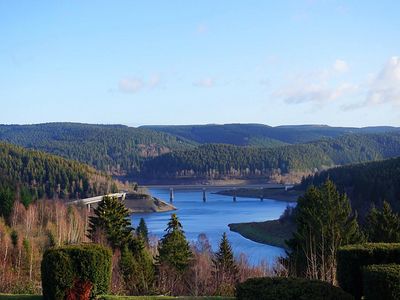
[366,200,400,242]
[157,214,192,273]
[213,232,238,284]
[88,195,133,249]
[286,179,363,283]
[137,217,149,245]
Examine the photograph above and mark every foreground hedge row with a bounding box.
[236,277,353,300]
[41,244,112,300]
[337,243,400,299]
[363,264,400,300]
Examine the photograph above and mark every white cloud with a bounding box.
[148,74,161,88]
[333,59,349,73]
[365,56,400,105]
[118,74,162,93]
[193,77,215,88]
[276,82,357,105]
[119,78,144,93]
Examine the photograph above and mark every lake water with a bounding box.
[131,187,296,265]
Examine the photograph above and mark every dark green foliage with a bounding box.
[0,141,115,206]
[300,156,400,220]
[362,264,400,300]
[365,201,400,242]
[236,277,354,300]
[119,238,155,295]
[0,186,14,219]
[88,196,133,249]
[0,123,195,176]
[41,244,112,300]
[337,243,400,299]
[157,214,192,272]
[144,123,400,145]
[286,180,362,282]
[213,233,238,281]
[141,132,400,180]
[137,218,149,245]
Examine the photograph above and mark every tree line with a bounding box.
[140,132,400,180]
[0,142,119,219]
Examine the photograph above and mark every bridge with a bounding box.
[68,192,127,211]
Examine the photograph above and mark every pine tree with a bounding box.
[87,195,133,249]
[137,217,149,245]
[157,214,192,273]
[286,179,363,283]
[0,186,15,220]
[366,201,400,242]
[213,232,238,284]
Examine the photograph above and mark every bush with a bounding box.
[41,244,112,300]
[363,264,400,300]
[337,243,400,299]
[236,277,353,300]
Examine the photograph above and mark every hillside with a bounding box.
[142,123,400,146]
[0,141,121,217]
[0,123,195,176]
[298,156,400,220]
[139,132,400,183]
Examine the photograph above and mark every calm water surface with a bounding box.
[131,187,296,265]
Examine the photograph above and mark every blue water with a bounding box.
[131,187,296,265]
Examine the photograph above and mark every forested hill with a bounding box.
[0,142,118,202]
[298,157,400,220]
[140,132,400,182]
[0,123,195,175]
[142,124,400,146]
[0,142,124,219]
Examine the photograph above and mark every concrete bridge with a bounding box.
[68,192,126,211]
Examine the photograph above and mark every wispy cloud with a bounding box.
[365,56,400,105]
[274,59,356,106]
[341,56,400,110]
[193,77,215,88]
[196,24,208,34]
[119,78,144,93]
[333,59,349,73]
[118,74,162,93]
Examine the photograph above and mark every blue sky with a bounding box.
[1,1,400,127]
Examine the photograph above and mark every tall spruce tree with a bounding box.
[157,214,192,273]
[213,232,238,284]
[137,217,149,245]
[88,195,133,249]
[286,179,363,284]
[365,201,400,242]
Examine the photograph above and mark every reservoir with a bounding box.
[131,187,296,265]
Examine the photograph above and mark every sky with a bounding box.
[1,1,400,127]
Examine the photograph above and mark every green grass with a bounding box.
[100,297,234,300]
[0,295,233,300]
[229,219,295,249]
[0,295,42,300]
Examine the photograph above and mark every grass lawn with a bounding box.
[0,295,234,300]
[0,295,42,300]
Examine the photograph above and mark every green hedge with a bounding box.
[363,264,400,300]
[337,243,400,299]
[236,277,353,300]
[41,244,112,300]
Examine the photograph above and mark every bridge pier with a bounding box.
[260,188,264,202]
[233,188,237,202]
[170,188,174,202]
[87,203,91,212]
[203,188,206,202]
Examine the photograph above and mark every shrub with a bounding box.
[363,264,400,300]
[41,244,112,300]
[236,277,353,300]
[337,243,400,299]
